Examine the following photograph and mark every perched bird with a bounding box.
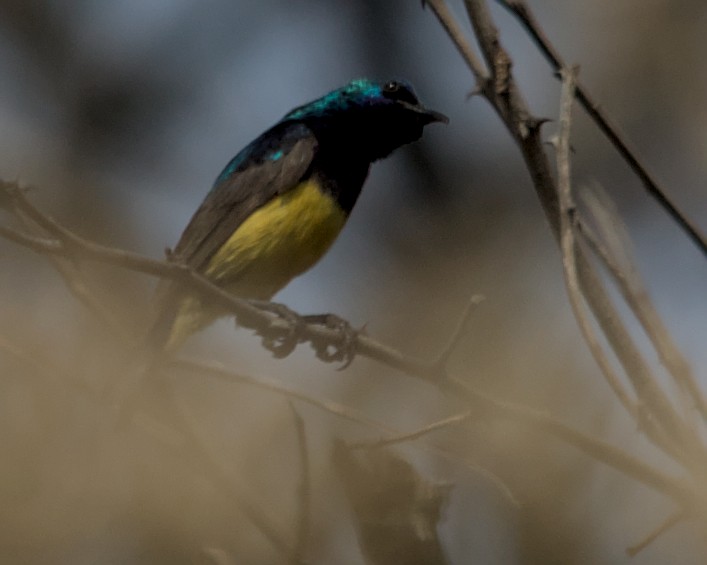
[149,78,447,351]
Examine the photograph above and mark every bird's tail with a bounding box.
[144,303,179,352]
[144,284,221,354]
[105,284,190,419]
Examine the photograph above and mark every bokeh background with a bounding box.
[0,0,706,563]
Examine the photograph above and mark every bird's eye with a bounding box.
[381,80,420,106]
[383,80,400,93]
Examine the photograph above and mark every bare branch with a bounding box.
[175,356,692,509]
[422,0,489,84]
[433,0,698,459]
[351,411,472,450]
[577,190,707,421]
[0,180,451,378]
[432,294,484,370]
[494,0,707,257]
[443,377,696,507]
[171,358,518,506]
[3,206,131,342]
[0,224,62,252]
[626,510,685,557]
[554,67,637,418]
[0,176,696,508]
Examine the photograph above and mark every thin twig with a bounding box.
[433,294,484,370]
[5,181,87,247]
[0,181,449,380]
[171,359,389,428]
[175,356,693,508]
[0,207,467,385]
[576,193,707,422]
[494,0,707,257]
[5,210,131,342]
[554,67,637,417]
[441,0,696,459]
[626,510,685,557]
[0,179,698,507]
[351,410,472,450]
[443,376,695,506]
[171,358,518,506]
[0,225,62,251]
[422,0,489,83]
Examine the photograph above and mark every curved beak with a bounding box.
[420,107,449,124]
[400,101,449,124]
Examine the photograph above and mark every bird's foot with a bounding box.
[302,313,363,369]
[245,301,363,367]
[249,300,304,358]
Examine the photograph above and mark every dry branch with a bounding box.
[422,0,707,549]
[496,0,707,257]
[3,4,707,554]
[0,176,698,511]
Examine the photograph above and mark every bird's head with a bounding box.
[282,78,448,161]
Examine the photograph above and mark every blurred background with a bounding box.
[0,0,706,563]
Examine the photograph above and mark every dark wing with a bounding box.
[146,123,317,350]
[174,128,318,272]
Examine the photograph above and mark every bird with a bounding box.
[148,78,447,351]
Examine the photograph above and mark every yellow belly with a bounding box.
[205,178,347,298]
[165,179,347,349]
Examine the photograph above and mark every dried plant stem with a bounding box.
[496,0,707,257]
[554,67,637,418]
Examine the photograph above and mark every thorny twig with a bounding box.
[0,180,439,377]
[3,3,707,550]
[423,0,707,550]
[496,0,707,257]
[0,177,700,513]
[430,0,699,467]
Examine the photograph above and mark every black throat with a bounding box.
[307,146,371,215]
